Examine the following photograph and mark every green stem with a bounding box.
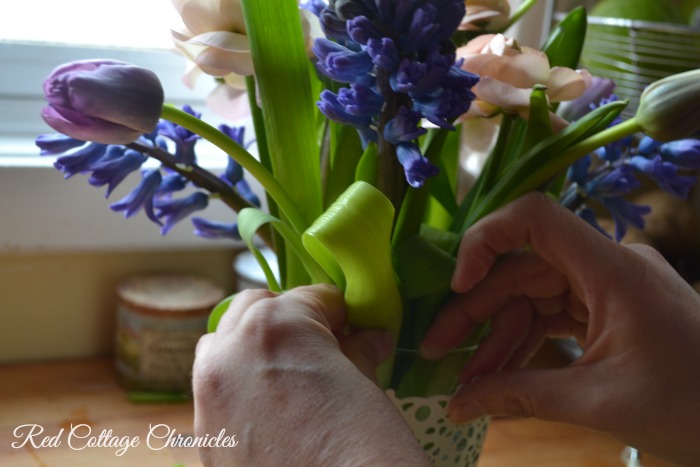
[160,104,308,236]
[469,118,643,226]
[502,0,541,32]
[568,118,642,157]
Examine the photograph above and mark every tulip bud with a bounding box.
[42,60,164,144]
[636,69,700,142]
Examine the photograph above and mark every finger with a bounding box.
[215,288,277,333]
[278,284,347,332]
[448,366,592,425]
[457,298,533,382]
[422,251,570,357]
[452,192,618,296]
[502,311,582,371]
[338,329,394,383]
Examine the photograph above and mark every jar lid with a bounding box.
[117,275,225,313]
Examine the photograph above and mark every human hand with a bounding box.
[421,193,700,466]
[193,284,430,467]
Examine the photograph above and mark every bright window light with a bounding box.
[0,0,183,49]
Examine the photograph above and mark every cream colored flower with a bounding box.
[171,0,253,78]
[170,0,323,119]
[460,0,511,32]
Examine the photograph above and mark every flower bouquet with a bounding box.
[36,0,700,464]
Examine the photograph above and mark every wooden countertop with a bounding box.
[0,358,674,467]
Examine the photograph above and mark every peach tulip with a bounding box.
[457,33,592,127]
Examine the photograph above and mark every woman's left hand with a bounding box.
[193,284,430,466]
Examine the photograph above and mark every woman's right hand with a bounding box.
[422,193,700,466]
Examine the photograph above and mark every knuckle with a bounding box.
[499,389,538,419]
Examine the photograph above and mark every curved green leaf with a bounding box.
[542,6,587,69]
[208,294,235,332]
[237,208,333,290]
[303,182,403,387]
[303,182,402,335]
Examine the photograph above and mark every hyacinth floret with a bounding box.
[562,107,700,241]
[157,105,202,166]
[110,168,163,224]
[37,106,256,240]
[314,0,478,188]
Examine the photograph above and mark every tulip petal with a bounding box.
[547,67,592,102]
[41,106,143,145]
[176,31,254,76]
[473,77,531,111]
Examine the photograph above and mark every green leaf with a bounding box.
[208,294,235,332]
[324,123,364,207]
[355,142,379,187]
[237,208,334,289]
[521,85,553,153]
[541,6,587,69]
[394,234,456,299]
[303,182,403,388]
[463,100,628,232]
[241,0,322,288]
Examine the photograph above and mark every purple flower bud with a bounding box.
[52,143,108,178]
[313,39,374,83]
[192,217,241,240]
[566,153,592,186]
[576,206,612,239]
[637,136,661,156]
[41,60,164,145]
[383,106,427,144]
[390,48,452,98]
[401,1,464,52]
[366,37,400,70]
[235,179,261,207]
[219,124,247,185]
[601,197,650,242]
[36,134,86,155]
[155,192,209,235]
[110,169,163,223]
[156,174,189,196]
[628,155,697,198]
[88,148,147,197]
[396,142,439,188]
[347,16,382,46]
[584,164,640,197]
[318,89,374,128]
[660,138,700,169]
[336,83,383,117]
[157,106,201,165]
[413,86,470,129]
[320,8,352,42]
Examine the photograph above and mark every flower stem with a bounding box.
[127,141,274,248]
[503,0,541,32]
[159,104,308,236]
[564,118,642,162]
[375,67,407,217]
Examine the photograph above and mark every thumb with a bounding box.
[338,329,394,383]
[448,367,587,425]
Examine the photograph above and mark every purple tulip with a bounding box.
[41,59,164,144]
